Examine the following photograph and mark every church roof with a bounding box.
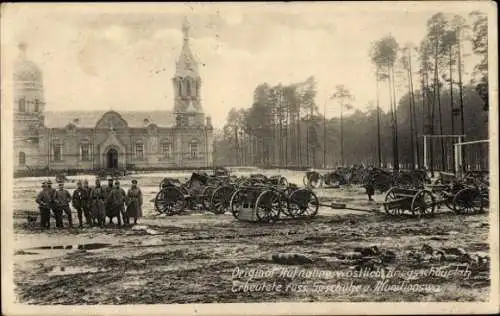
[175,17,199,78]
[13,43,43,83]
[43,111,176,129]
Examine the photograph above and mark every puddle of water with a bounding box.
[31,243,112,251]
[48,266,106,276]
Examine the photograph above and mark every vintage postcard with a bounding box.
[1,2,498,315]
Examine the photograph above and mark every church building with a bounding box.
[14,19,214,173]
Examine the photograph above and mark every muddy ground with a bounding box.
[12,169,490,304]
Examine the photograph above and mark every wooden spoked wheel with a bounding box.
[211,186,234,214]
[304,172,323,188]
[411,189,435,217]
[154,187,187,216]
[383,187,402,216]
[229,189,244,218]
[453,188,484,215]
[201,186,215,210]
[287,189,319,218]
[255,190,282,223]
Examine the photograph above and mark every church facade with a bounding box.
[14,19,214,173]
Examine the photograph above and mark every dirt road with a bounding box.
[12,171,490,304]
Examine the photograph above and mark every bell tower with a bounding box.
[172,17,204,127]
[13,42,45,170]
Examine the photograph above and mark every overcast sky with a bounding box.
[1,2,490,128]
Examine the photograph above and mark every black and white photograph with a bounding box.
[1,2,498,315]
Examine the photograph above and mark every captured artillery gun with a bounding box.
[154,172,212,215]
[230,177,319,223]
[383,171,488,217]
[303,166,430,192]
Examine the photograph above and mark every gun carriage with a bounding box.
[229,180,319,223]
[384,173,487,217]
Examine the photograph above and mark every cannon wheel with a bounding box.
[303,172,323,188]
[201,186,215,210]
[154,187,187,216]
[411,189,435,217]
[229,189,244,218]
[287,188,319,218]
[211,186,234,214]
[279,176,289,187]
[453,187,484,215]
[255,190,282,223]
[383,187,403,216]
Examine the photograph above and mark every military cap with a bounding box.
[83,179,89,184]
[47,180,52,185]
[131,179,138,184]
[77,180,82,185]
[106,175,113,180]
[58,182,64,187]
[114,180,120,185]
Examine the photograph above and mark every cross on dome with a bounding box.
[182,17,190,41]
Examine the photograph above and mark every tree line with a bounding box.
[214,11,489,172]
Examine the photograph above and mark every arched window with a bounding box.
[161,142,172,159]
[18,98,26,112]
[135,141,144,160]
[178,80,182,96]
[80,140,90,161]
[52,140,64,162]
[189,139,199,159]
[186,79,191,97]
[34,99,40,112]
[18,152,26,165]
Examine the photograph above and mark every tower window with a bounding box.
[19,152,26,165]
[186,80,191,97]
[178,81,182,96]
[34,99,40,112]
[19,98,26,112]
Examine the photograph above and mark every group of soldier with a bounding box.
[35,176,143,229]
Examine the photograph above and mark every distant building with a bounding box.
[14,18,214,172]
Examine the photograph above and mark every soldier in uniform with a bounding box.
[103,176,114,222]
[72,180,91,227]
[91,178,106,227]
[365,175,376,201]
[107,180,126,226]
[126,179,143,226]
[82,179,93,226]
[35,181,52,229]
[45,180,56,225]
[54,182,73,228]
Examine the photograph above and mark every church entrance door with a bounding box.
[106,149,119,169]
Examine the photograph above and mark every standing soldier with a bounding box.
[35,181,52,229]
[72,180,91,227]
[365,175,376,202]
[82,179,93,226]
[91,178,106,227]
[46,180,56,226]
[126,179,143,226]
[103,176,114,222]
[54,182,73,228]
[107,180,126,226]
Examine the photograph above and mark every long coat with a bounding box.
[90,186,106,220]
[107,187,126,217]
[126,187,143,218]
